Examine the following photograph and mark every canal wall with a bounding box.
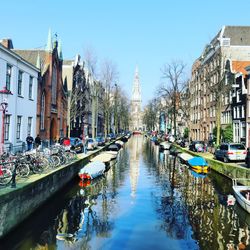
[0,143,114,239]
[175,145,250,183]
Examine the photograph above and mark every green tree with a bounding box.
[222,124,233,143]
[183,127,189,139]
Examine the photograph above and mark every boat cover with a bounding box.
[90,153,113,163]
[188,156,208,166]
[178,153,194,162]
[79,161,105,175]
[107,144,120,151]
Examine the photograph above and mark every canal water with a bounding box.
[1,135,250,250]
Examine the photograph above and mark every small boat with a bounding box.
[159,141,171,150]
[107,144,120,151]
[104,151,118,160]
[187,156,209,172]
[116,140,124,147]
[178,153,194,163]
[232,179,250,213]
[121,137,128,142]
[133,131,141,135]
[90,153,113,164]
[78,161,105,180]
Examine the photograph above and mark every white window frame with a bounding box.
[16,116,22,140]
[29,76,33,99]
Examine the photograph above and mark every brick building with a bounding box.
[14,30,68,145]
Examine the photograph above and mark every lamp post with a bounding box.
[0,87,12,154]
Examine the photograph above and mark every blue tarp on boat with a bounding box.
[188,156,208,166]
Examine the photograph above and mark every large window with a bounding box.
[4,115,10,141]
[40,92,45,130]
[16,116,22,140]
[29,76,33,99]
[6,64,12,91]
[51,64,57,105]
[18,71,23,96]
[27,117,32,135]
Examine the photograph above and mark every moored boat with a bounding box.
[178,153,194,164]
[104,151,118,160]
[90,153,113,164]
[232,179,250,213]
[78,161,105,180]
[159,141,171,150]
[187,156,209,172]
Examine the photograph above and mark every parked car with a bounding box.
[214,143,246,162]
[189,141,205,152]
[95,136,105,146]
[70,137,83,153]
[245,148,250,167]
[86,138,98,150]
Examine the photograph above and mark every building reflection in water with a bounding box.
[143,142,250,250]
[128,135,142,198]
[3,137,250,250]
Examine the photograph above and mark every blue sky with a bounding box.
[1,0,250,106]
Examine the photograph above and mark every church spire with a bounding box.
[46,28,52,52]
[132,66,141,102]
[57,39,63,60]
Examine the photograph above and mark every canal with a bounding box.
[1,135,250,250]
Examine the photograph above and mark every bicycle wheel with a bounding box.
[0,168,12,185]
[51,155,60,168]
[59,154,67,165]
[37,157,50,171]
[16,163,30,177]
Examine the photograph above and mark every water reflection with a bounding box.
[152,147,250,250]
[128,135,142,198]
[2,136,250,249]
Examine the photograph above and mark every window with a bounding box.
[29,76,33,99]
[6,64,12,91]
[52,64,57,105]
[16,116,22,140]
[236,90,241,103]
[40,92,45,130]
[27,117,32,135]
[242,106,245,118]
[233,107,236,119]
[4,115,10,141]
[18,71,23,96]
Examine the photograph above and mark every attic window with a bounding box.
[221,38,230,47]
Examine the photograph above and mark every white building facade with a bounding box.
[0,42,39,152]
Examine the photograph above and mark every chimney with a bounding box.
[0,39,14,49]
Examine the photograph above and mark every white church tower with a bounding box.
[130,66,143,131]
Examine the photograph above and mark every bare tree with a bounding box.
[84,47,98,78]
[159,60,188,137]
[142,99,160,131]
[100,60,118,137]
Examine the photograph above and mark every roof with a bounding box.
[232,61,250,76]
[63,60,74,66]
[0,44,39,72]
[223,26,250,46]
[13,49,47,68]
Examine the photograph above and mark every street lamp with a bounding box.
[0,87,12,154]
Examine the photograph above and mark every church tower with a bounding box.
[130,66,142,131]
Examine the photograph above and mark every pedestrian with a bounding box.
[26,134,34,151]
[63,137,70,146]
[35,134,41,149]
